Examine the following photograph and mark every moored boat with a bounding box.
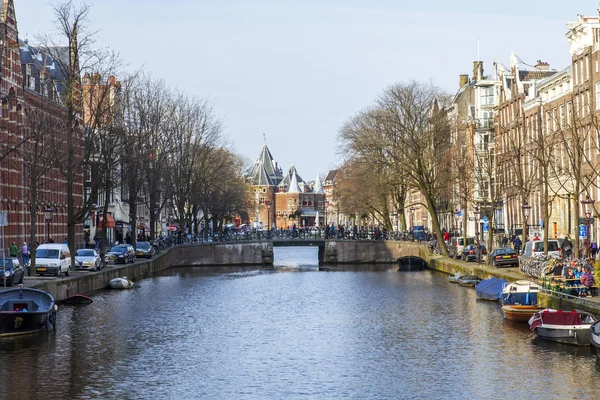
[63,294,93,305]
[108,277,136,289]
[0,286,56,336]
[476,277,509,301]
[591,320,600,356]
[449,272,466,283]
[529,309,597,346]
[501,280,544,322]
[458,275,481,287]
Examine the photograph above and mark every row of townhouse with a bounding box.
[442,7,600,247]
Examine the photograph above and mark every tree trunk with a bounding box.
[424,196,448,256]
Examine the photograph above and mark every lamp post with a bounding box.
[522,201,531,242]
[266,201,272,234]
[44,206,53,243]
[454,209,461,236]
[582,195,594,257]
[324,199,329,228]
[473,207,480,243]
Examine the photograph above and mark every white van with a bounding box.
[35,243,72,277]
[449,236,476,258]
[522,240,561,258]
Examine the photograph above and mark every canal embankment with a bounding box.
[28,242,271,302]
[420,246,600,315]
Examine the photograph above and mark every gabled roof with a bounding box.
[325,169,338,182]
[257,144,281,178]
[288,170,301,193]
[313,172,324,194]
[277,164,307,192]
[250,163,274,186]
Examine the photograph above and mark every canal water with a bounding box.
[1,247,600,399]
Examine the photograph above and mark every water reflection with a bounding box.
[0,248,598,399]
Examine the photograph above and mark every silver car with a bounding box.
[75,249,101,270]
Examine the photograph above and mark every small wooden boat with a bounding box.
[108,277,136,289]
[449,272,466,283]
[591,320,600,356]
[529,309,597,346]
[476,277,509,301]
[0,287,57,336]
[458,275,481,287]
[62,294,93,305]
[397,256,427,271]
[501,280,544,322]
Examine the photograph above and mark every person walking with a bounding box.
[513,236,522,255]
[22,242,30,266]
[561,235,572,258]
[591,241,598,260]
[9,241,18,258]
[501,235,508,248]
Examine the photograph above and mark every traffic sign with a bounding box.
[482,215,488,223]
[483,223,489,232]
[579,224,587,239]
[0,212,7,227]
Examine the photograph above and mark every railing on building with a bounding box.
[475,118,494,130]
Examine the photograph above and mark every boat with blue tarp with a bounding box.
[475,277,509,301]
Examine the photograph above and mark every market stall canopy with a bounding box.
[97,214,116,228]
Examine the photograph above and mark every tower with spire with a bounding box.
[246,144,325,228]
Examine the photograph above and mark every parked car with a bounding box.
[75,249,101,271]
[487,248,519,268]
[35,243,72,277]
[0,258,24,286]
[135,242,155,259]
[106,244,136,264]
[522,240,561,258]
[460,244,487,262]
[449,236,476,258]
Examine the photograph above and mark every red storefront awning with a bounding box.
[98,214,116,228]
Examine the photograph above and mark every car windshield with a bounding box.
[110,246,127,253]
[36,249,59,258]
[533,241,559,252]
[76,250,95,257]
[137,242,150,249]
[495,248,515,255]
[0,260,13,268]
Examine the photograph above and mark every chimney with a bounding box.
[459,74,469,88]
[472,61,484,81]
[534,60,550,71]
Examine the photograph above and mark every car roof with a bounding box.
[37,244,68,249]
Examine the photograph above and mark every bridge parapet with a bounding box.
[322,240,422,264]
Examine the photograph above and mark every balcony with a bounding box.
[474,119,494,130]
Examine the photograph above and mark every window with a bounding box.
[559,105,565,127]
[480,86,494,106]
[567,102,573,124]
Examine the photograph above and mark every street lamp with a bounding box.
[44,206,53,242]
[582,195,594,257]
[522,201,531,241]
[473,207,480,242]
[266,201,272,233]
[454,209,461,236]
[324,199,329,228]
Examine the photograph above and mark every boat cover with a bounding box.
[530,310,586,331]
[476,277,509,301]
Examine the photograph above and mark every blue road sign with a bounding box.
[483,223,489,232]
[579,224,587,239]
[482,215,488,223]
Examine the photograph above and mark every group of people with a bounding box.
[549,259,596,297]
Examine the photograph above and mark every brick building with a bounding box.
[0,0,83,251]
[247,144,325,228]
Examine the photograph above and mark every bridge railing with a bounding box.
[174,229,418,243]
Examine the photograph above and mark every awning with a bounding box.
[97,214,116,228]
[300,209,318,217]
[138,223,150,231]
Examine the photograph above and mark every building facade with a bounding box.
[0,0,84,250]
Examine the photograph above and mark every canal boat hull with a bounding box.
[502,305,545,322]
[529,309,597,346]
[0,288,56,337]
[591,321,600,356]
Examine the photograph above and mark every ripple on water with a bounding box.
[0,247,598,399]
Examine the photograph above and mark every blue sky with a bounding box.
[15,0,592,180]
